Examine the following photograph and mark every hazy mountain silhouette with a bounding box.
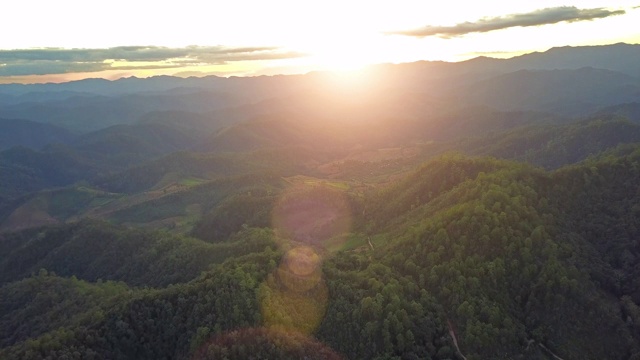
[457,67,640,115]
[593,102,640,122]
[0,118,75,150]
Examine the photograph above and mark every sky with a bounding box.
[1,0,639,83]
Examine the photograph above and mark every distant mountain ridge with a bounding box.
[496,42,640,77]
[459,67,640,115]
[0,43,638,95]
[0,43,637,135]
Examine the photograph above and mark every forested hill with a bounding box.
[2,149,640,359]
[0,118,75,151]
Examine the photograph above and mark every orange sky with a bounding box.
[1,1,639,83]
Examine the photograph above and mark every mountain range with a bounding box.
[1,42,640,360]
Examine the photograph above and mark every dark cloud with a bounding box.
[0,46,306,76]
[388,6,625,38]
[0,60,107,76]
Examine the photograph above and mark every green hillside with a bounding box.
[2,150,640,359]
[0,220,275,288]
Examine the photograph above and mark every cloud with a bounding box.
[0,46,305,77]
[389,6,625,38]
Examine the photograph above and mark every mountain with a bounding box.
[0,122,199,204]
[0,220,274,288]
[593,102,640,122]
[71,122,204,167]
[458,67,640,115]
[0,73,302,98]
[452,42,640,78]
[137,110,235,134]
[501,43,640,78]
[0,89,248,133]
[452,117,640,169]
[0,145,96,201]
[0,118,75,150]
[1,44,638,129]
[199,91,562,155]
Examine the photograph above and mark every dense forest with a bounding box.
[2,44,640,359]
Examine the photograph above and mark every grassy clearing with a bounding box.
[322,233,367,253]
[179,177,207,187]
[285,175,351,191]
